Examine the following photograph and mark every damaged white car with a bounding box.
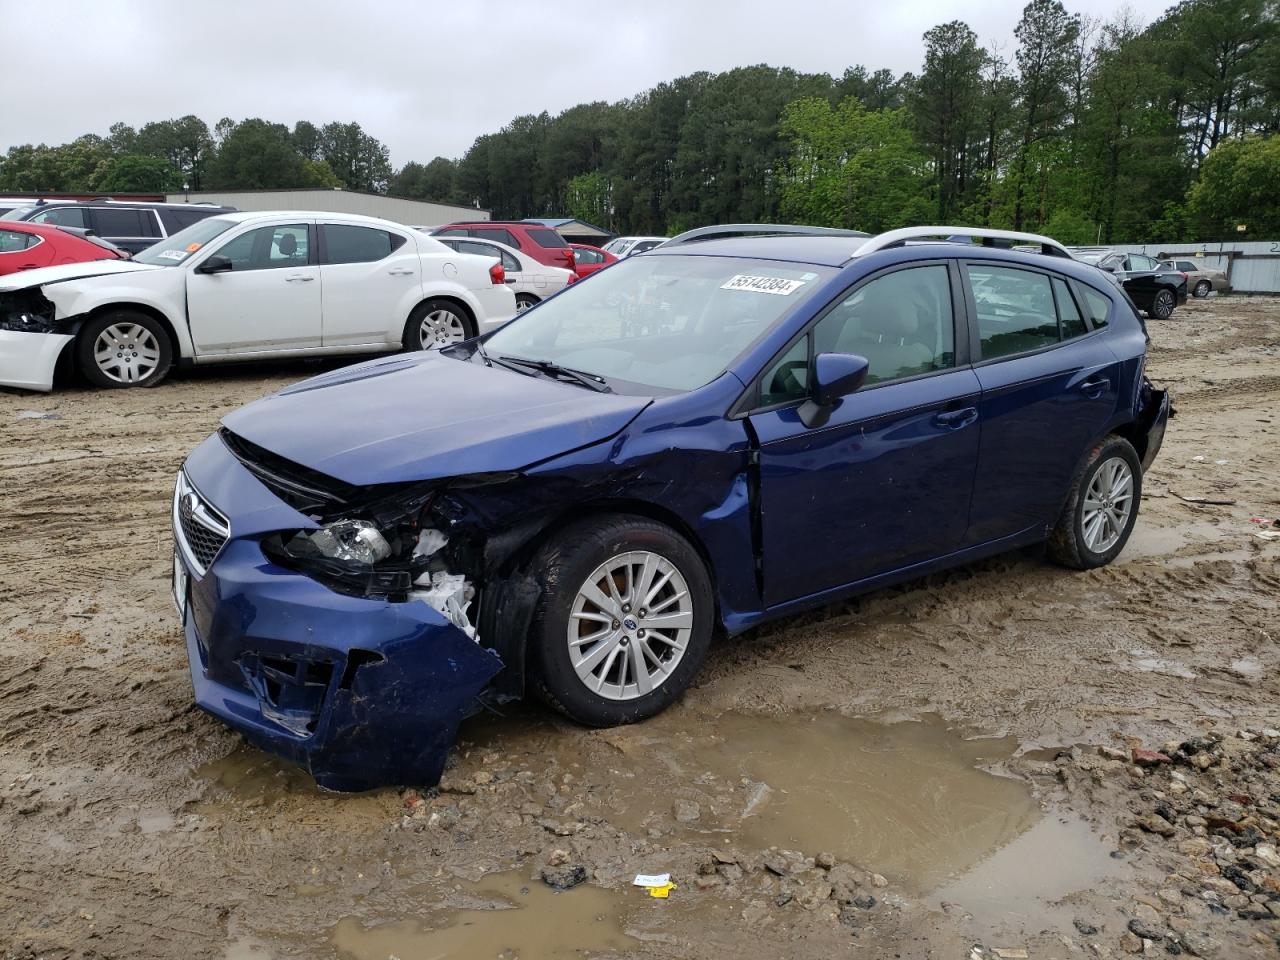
[0,211,517,391]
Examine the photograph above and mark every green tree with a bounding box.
[204,119,309,189]
[391,157,462,202]
[318,121,392,192]
[565,170,613,228]
[96,155,184,193]
[778,96,932,232]
[1187,135,1280,238]
[912,21,985,219]
[134,116,214,188]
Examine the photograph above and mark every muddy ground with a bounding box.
[1,295,1278,960]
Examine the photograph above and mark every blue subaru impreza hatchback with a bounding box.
[173,224,1169,789]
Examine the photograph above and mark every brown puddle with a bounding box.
[327,870,634,959]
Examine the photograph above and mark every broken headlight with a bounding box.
[0,289,60,334]
[299,520,392,565]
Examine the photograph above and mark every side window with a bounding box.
[435,228,468,238]
[1177,261,1197,272]
[759,336,810,407]
[527,228,569,249]
[1080,286,1111,329]
[1053,278,1088,339]
[966,265,1059,360]
[322,225,404,265]
[472,228,519,248]
[457,240,498,260]
[501,250,520,273]
[93,208,146,237]
[31,206,88,229]
[0,230,36,252]
[814,265,955,385]
[210,223,309,271]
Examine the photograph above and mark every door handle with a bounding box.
[1079,376,1109,398]
[388,268,415,276]
[934,407,978,429]
[285,274,314,282]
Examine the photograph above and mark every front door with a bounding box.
[186,222,321,354]
[747,262,982,607]
[960,263,1122,543]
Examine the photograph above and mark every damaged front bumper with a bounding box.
[177,437,502,792]
[0,330,72,392]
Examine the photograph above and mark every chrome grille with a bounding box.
[173,472,229,576]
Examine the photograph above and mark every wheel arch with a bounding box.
[405,293,477,344]
[478,496,723,701]
[80,302,183,363]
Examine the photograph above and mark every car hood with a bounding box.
[221,351,652,486]
[0,259,161,291]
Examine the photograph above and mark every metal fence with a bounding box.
[1106,241,1280,294]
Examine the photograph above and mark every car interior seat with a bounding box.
[833,285,935,383]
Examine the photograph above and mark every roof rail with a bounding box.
[855,226,1073,259]
[661,223,871,247]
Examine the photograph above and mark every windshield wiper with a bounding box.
[495,355,612,392]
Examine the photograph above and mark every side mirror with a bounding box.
[196,254,232,275]
[799,352,869,428]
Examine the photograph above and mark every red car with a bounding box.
[569,243,618,278]
[430,221,576,272]
[0,221,127,276]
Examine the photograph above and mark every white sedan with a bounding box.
[0,211,516,390]
[428,233,574,312]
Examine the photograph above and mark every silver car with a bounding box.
[1160,257,1230,298]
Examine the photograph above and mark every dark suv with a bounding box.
[0,200,237,255]
[430,221,576,272]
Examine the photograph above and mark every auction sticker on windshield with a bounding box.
[721,275,807,295]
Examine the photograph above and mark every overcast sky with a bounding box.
[5,0,1171,166]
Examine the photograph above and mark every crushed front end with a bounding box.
[0,286,73,391]
[175,432,502,791]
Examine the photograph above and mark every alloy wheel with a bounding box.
[1154,290,1175,318]
[567,550,693,701]
[419,309,466,347]
[1081,456,1134,554]
[93,322,161,384]
[1193,280,1210,298]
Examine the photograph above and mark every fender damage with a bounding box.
[0,286,78,392]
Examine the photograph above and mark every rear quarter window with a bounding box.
[1079,286,1111,329]
[528,228,568,249]
[472,228,519,248]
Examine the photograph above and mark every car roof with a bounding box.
[213,210,417,227]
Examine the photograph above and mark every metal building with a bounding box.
[1109,240,1280,294]
[163,188,487,227]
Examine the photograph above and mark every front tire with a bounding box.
[1193,279,1211,298]
[1148,288,1176,320]
[528,515,714,727]
[76,310,172,388]
[404,298,475,351]
[1047,436,1142,570]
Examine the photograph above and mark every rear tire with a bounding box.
[515,293,539,313]
[528,514,714,727]
[1193,279,1211,298]
[76,310,172,388]
[1047,436,1142,570]
[403,298,475,351]
[1148,288,1176,320]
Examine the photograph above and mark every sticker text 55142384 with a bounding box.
[720,275,807,296]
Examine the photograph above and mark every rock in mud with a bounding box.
[1133,748,1173,767]
[852,893,877,910]
[1127,918,1163,941]
[1136,813,1177,837]
[539,864,587,890]
[672,799,701,823]
[815,851,836,870]
[1073,919,1098,936]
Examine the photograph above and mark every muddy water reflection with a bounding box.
[328,870,633,959]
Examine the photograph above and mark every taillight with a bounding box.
[567,272,578,284]
[1179,272,1188,282]
[489,262,505,285]
[564,250,575,268]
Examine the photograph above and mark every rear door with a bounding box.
[186,221,322,353]
[962,262,1121,544]
[747,261,982,605]
[318,222,423,347]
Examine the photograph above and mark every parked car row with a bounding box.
[1069,248,1188,319]
[0,221,130,276]
[428,232,575,312]
[0,211,516,391]
[1,198,236,254]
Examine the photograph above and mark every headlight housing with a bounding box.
[302,520,392,565]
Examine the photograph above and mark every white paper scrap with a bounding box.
[632,873,672,888]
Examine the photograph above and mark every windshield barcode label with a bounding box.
[721,275,806,295]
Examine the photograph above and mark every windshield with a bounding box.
[0,205,37,222]
[482,254,834,394]
[132,217,237,265]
